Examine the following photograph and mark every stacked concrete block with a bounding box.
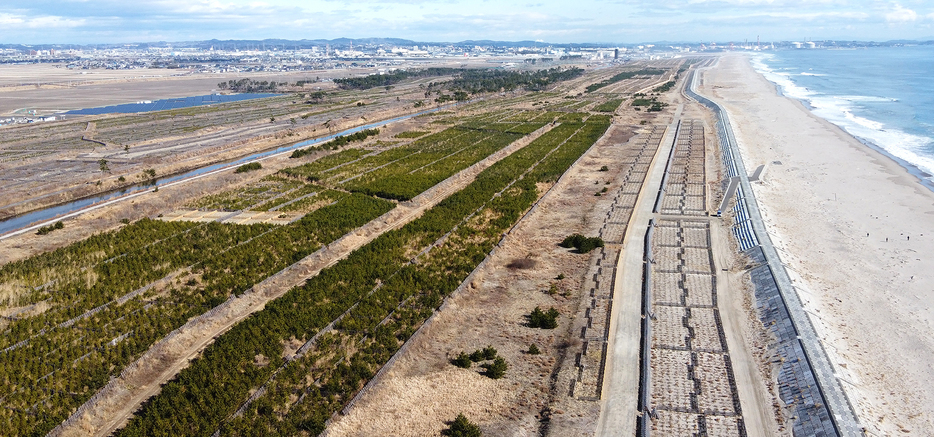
[645,216,746,435]
[574,125,666,401]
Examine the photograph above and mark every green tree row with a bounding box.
[335,67,583,95]
[223,113,610,434]
[115,114,610,437]
[334,68,461,90]
[594,99,624,113]
[434,68,584,94]
[290,128,380,159]
[1,193,394,435]
[218,79,284,93]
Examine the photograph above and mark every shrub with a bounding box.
[528,306,560,329]
[599,165,609,172]
[560,233,585,248]
[36,221,64,235]
[528,344,541,355]
[482,357,508,379]
[480,345,497,361]
[453,347,505,379]
[443,413,482,437]
[453,352,472,368]
[469,346,497,362]
[577,237,604,254]
[234,162,262,173]
[653,81,676,93]
[560,234,604,253]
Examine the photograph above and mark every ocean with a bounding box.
[751,46,934,185]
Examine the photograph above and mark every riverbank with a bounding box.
[0,104,446,239]
[701,54,934,435]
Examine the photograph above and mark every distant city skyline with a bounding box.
[1,0,933,45]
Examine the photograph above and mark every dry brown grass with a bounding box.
[326,110,639,437]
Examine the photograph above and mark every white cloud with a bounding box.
[886,4,918,22]
[622,0,848,8]
[0,13,85,29]
[2,0,934,43]
[685,0,842,4]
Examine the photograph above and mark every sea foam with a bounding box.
[752,52,934,181]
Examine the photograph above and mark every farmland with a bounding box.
[115,114,610,436]
[0,59,752,437]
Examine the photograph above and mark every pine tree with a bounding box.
[443,413,482,437]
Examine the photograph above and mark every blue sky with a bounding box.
[1,0,933,44]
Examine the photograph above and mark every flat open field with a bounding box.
[0,65,312,115]
[0,58,577,226]
[0,65,190,87]
[0,70,436,225]
[0,59,511,116]
[0,58,794,437]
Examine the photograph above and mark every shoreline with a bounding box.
[751,54,934,193]
[704,54,934,435]
[851,136,934,192]
[688,68,859,435]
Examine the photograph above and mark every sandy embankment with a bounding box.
[702,54,934,435]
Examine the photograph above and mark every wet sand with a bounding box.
[701,54,934,435]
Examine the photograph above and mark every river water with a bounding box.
[0,106,445,237]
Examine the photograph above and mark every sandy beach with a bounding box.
[701,54,934,435]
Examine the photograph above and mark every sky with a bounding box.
[1,0,933,45]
